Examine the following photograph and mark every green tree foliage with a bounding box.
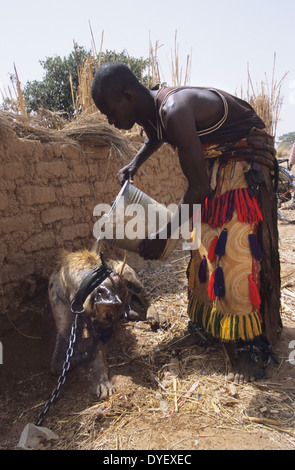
[277,131,295,145]
[104,50,149,85]
[24,45,88,116]
[4,44,150,118]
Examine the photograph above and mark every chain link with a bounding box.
[35,313,79,427]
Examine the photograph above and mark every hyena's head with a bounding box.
[87,273,127,339]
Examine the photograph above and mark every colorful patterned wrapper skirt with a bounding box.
[187,128,281,344]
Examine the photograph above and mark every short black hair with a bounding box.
[91,62,141,103]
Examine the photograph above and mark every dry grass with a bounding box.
[170,31,192,87]
[146,35,162,89]
[240,53,288,138]
[3,31,286,143]
[70,31,104,116]
[1,27,193,120]
[54,356,295,450]
[12,64,27,117]
[0,64,27,117]
[0,109,135,163]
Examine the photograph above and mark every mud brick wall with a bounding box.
[0,123,186,304]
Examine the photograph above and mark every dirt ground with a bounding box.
[0,220,294,451]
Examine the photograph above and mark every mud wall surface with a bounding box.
[0,119,186,305]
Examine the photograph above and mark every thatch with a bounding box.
[0,108,66,134]
[0,109,135,160]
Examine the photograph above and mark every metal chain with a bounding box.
[35,313,79,427]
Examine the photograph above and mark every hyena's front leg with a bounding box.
[92,341,115,400]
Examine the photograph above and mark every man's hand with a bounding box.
[117,163,137,186]
[117,139,162,186]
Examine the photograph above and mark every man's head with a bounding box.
[91,62,144,130]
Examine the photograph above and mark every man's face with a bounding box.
[94,91,136,130]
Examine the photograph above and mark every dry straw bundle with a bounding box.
[70,26,105,116]
[0,63,27,117]
[0,108,134,163]
[240,54,287,138]
[170,30,192,87]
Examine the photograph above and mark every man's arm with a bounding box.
[117,137,162,185]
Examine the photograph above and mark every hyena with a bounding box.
[49,249,159,400]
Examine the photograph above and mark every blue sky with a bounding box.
[0,0,294,139]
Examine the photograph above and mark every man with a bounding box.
[91,62,281,383]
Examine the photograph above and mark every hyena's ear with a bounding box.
[71,255,113,313]
[124,278,142,294]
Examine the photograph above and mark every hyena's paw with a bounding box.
[93,380,116,400]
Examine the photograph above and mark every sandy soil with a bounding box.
[0,220,294,451]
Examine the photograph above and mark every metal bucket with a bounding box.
[96,181,179,260]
